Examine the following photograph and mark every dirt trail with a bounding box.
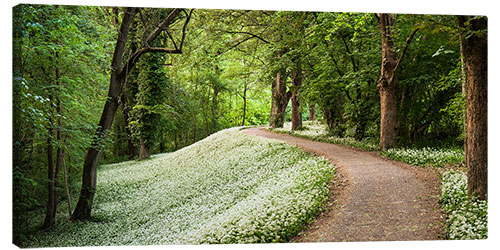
[241,127,444,242]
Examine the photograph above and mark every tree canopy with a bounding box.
[13,4,486,245]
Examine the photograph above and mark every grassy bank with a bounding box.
[22,127,335,247]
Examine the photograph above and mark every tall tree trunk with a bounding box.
[202,89,209,137]
[72,7,188,220]
[72,8,137,221]
[53,92,63,218]
[42,62,63,229]
[121,93,137,158]
[459,20,468,167]
[291,70,303,130]
[62,151,72,218]
[376,14,398,150]
[174,132,178,150]
[270,70,289,128]
[41,117,55,230]
[192,69,198,143]
[241,85,247,126]
[269,49,291,128]
[458,16,487,200]
[211,85,219,133]
[308,104,315,121]
[375,13,418,150]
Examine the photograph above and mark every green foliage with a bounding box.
[15,5,473,245]
[13,4,115,242]
[396,15,463,144]
[439,171,487,239]
[302,12,380,139]
[129,53,169,149]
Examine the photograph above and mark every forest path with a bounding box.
[241,127,445,242]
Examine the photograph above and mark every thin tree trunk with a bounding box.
[241,85,247,126]
[72,8,137,221]
[53,91,63,220]
[192,67,197,143]
[202,89,209,137]
[174,132,178,150]
[62,151,72,218]
[211,84,219,133]
[291,70,303,130]
[41,119,55,230]
[308,104,316,121]
[139,141,150,160]
[42,61,62,229]
[458,16,487,200]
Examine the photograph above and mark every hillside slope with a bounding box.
[23,127,335,247]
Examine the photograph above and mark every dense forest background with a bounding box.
[8,0,492,247]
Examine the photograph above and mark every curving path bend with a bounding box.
[241,127,444,242]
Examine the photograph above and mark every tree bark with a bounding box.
[308,104,316,121]
[42,62,62,229]
[71,8,137,221]
[41,117,55,230]
[375,13,418,150]
[376,14,398,150]
[211,84,219,133]
[458,16,487,200]
[62,151,72,218]
[270,70,289,128]
[72,7,189,220]
[139,142,151,160]
[241,85,247,126]
[291,70,303,130]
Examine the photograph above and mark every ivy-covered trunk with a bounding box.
[72,7,188,220]
[270,71,290,128]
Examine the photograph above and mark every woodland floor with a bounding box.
[241,127,445,242]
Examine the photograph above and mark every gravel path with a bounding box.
[241,127,445,242]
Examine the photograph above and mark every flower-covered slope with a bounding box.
[24,127,335,247]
